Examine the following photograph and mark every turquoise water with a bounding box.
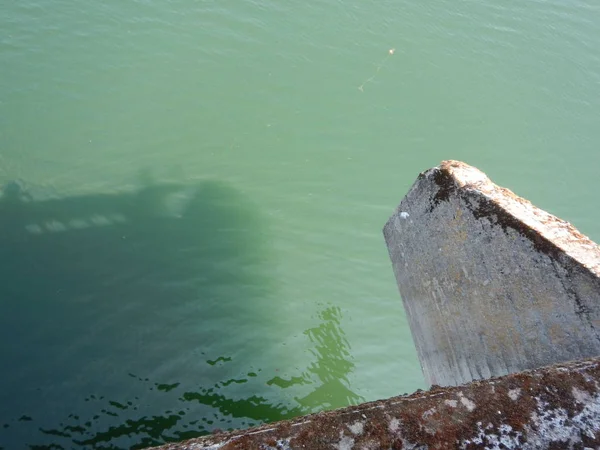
[2,0,600,448]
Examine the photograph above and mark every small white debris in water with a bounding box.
[25,224,43,234]
[362,414,367,419]
[400,211,410,219]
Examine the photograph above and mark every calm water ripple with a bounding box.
[2,0,600,447]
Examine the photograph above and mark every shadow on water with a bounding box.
[0,176,363,449]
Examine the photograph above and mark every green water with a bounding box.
[2,0,600,448]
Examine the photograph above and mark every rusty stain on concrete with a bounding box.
[384,160,600,387]
[147,357,600,449]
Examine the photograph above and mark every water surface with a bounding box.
[2,0,600,448]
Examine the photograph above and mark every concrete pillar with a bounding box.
[384,160,600,387]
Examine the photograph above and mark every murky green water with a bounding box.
[2,0,600,448]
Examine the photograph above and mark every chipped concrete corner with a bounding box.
[148,357,600,449]
[384,160,600,387]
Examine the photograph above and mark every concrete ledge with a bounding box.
[384,160,600,387]
[149,356,600,449]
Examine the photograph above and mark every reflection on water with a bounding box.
[2,307,361,449]
[296,306,364,410]
[0,178,361,449]
[267,306,364,412]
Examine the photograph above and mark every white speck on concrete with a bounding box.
[347,421,364,435]
[508,388,521,401]
[263,439,292,450]
[389,418,401,433]
[278,439,292,450]
[458,393,476,412]
[400,211,410,219]
[460,422,522,449]
[460,393,600,449]
[335,431,355,450]
[422,407,436,420]
[444,399,458,408]
[572,387,591,404]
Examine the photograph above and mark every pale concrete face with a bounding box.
[384,160,600,387]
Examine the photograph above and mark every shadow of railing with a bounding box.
[0,178,363,449]
[0,178,274,448]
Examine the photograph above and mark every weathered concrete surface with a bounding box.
[148,357,600,449]
[384,160,600,387]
